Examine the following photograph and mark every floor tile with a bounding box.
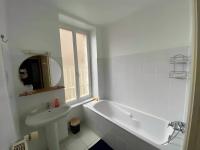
[61,124,100,150]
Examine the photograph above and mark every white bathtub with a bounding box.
[84,100,173,149]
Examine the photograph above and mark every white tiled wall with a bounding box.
[99,47,190,121]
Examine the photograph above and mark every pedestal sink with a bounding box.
[26,105,71,150]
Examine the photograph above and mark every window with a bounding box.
[59,28,91,102]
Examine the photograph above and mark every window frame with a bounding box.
[59,25,92,103]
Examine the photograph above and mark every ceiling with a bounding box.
[56,0,165,26]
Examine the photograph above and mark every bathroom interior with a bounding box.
[0,0,196,150]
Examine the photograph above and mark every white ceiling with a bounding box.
[56,0,165,25]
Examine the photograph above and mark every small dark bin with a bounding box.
[70,118,80,134]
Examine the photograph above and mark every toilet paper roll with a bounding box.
[24,131,39,141]
[30,131,39,140]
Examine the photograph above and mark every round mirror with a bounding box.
[19,55,62,90]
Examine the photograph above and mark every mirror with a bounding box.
[19,55,62,91]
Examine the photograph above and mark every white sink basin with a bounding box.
[26,105,71,127]
[25,104,71,150]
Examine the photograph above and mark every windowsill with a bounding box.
[66,97,95,108]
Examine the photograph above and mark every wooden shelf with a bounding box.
[19,86,65,97]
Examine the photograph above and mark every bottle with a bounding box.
[53,98,60,108]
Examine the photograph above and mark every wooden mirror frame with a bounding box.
[18,55,64,97]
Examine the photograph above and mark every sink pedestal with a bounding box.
[45,122,60,150]
[25,105,71,150]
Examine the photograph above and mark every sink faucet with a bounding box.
[46,102,52,111]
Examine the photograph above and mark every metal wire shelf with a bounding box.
[169,54,190,79]
[169,54,190,64]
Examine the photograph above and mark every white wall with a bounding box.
[6,0,65,108]
[102,0,191,57]
[99,0,192,121]
[0,0,18,149]
[6,0,96,150]
[6,0,68,149]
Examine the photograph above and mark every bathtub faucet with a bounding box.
[168,121,186,133]
[162,121,186,145]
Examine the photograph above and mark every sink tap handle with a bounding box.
[46,102,51,109]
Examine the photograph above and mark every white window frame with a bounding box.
[59,25,92,103]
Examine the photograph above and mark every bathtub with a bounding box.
[84,100,174,150]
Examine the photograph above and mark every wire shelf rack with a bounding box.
[169,54,190,79]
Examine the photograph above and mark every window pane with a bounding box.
[59,29,76,101]
[76,33,89,97]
